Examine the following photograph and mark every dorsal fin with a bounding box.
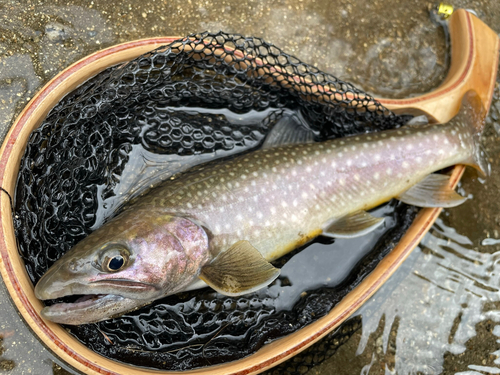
[262,112,317,149]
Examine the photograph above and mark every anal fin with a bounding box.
[199,240,280,296]
[323,210,385,239]
[396,174,466,208]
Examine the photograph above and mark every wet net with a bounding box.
[14,31,415,371]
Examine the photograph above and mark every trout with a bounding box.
[35,93,486,325]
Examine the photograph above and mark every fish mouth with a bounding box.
[40,293,126,325]
[36,280,158,325]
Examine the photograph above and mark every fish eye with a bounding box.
[98,245,130,273]
[107,255,125,271]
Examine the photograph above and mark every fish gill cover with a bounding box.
[13,32,416,370]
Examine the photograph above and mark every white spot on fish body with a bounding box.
[402,161,409,168]
[354,174,360,181]
[236,214,243,221]
[386,168,392,175]
[374,172,380,180]
[270,207,276,214]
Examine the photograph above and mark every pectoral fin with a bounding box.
[396,174,466,207]
[199,240,280,296]
[323,210,385,238]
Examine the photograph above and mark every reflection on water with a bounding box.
[358,218,500,374]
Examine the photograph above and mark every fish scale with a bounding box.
[135,120,473,261]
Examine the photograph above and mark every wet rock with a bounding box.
[44,22,69,42]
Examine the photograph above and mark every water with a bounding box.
[0,0,499,374]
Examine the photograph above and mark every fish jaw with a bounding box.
[40,294,150,325]
[35,210,211,324]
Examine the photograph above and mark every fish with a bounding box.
[34,92,487,325]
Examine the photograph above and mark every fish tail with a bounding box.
[454,91,489,175]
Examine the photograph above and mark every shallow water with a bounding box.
[0,0,499,374]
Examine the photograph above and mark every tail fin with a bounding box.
[453,91,489,176]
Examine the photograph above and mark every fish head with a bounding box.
[34,210,209,324]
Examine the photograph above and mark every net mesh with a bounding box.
[14,31,415,371]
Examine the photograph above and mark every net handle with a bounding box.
[379,9,499,123]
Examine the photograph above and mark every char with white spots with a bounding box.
[34,93,486,325]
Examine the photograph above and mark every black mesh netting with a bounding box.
[13,31,416,371]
